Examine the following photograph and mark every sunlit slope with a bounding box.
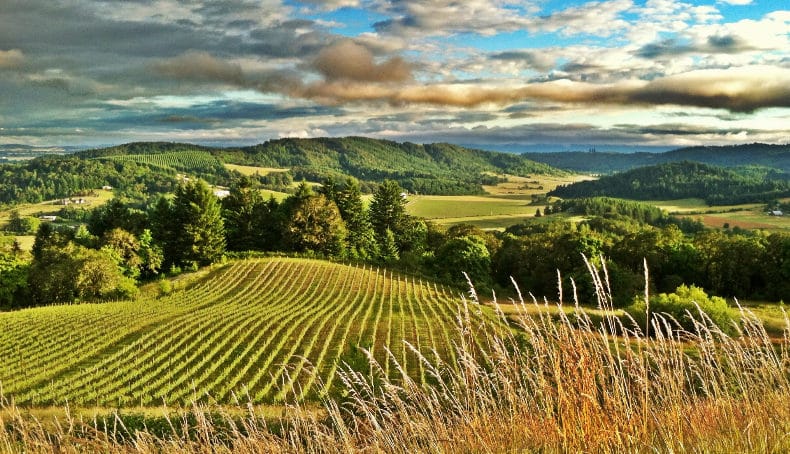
[0,258,485,406]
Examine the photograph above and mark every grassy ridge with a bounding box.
[0,258,488,407]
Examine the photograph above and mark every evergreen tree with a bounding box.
[222,176,265,251]
[335,178,377,259]
[379,228,399,264]
[167,180,226,267]
[370,180,410,252]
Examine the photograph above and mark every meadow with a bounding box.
[224,163,290,176]
[650,198,790,231]
[404,173,589,229]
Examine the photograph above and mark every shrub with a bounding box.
[626,284,734,335]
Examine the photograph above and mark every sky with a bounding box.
[0,0,788,151]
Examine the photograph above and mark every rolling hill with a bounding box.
[87,137,566,195]
[523,143,790,174]
[549,161,790,205]
[0,257,492,406]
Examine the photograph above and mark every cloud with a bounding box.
[0,49,25,69]
[298,0,360,11]
[283,65,790,113]
[152,51,245,85]
[717,0,752,4]
[311,40,412,82]
[372,0,539,37]
[490,50,556,72]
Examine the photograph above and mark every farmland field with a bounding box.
[96,150,225,174]
[224,163,290,176]
[0,258,492,407]
[646,198,790,230]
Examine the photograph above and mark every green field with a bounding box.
[647,198,790,230]
[224,163,289,176]
[0,258,492,407]
[97,150,225,174]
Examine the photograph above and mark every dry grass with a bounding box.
[2,260,790,453]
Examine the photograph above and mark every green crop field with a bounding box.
[0,258,493,407]
[97,150,225,174]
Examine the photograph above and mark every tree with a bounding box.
[5,210,39,234]
[370,180,412,254]
[221,177,265,251]
[171,180,226,267]
[334,178,377,259]
[0,250,29,308]
[87,198,148,237]
[29,242,137,304]
[283,194,347,256]
[535,208,542,217]
[378,228,399,264]
[434,235,491,288]
[100,228,142,279]
[370,180,407,238]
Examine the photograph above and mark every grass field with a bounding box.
[0,257,495,407]
[403,174,594,229]
[0,189,114,224]
[481,173,596,196]
[647,198,790,230]
[224,163,290,176]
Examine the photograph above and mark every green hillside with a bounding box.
[549,161,790,205]
[0,138,566,204]
[0,258,490,406]
[523,143,790,174]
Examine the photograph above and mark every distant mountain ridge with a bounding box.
[523,143,790,174]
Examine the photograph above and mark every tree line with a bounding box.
[2,179,790,310]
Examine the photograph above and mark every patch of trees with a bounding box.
[493,218,790,307]
[550,161,790,205]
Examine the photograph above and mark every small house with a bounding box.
[102,185,113,190]
[769,210,784,216]
[213,189,231,198]
[39,215,57,221]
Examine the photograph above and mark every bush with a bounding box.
[626,284,734,335]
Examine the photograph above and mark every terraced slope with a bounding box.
[0,258,489,407]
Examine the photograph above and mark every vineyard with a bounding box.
[95,150,226,176]
[0,258,492,407]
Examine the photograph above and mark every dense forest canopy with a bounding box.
[549,161,790,205]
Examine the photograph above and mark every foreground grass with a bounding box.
[2,263,790,452]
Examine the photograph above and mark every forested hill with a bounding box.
[83,137,566,195]
[0,138,565,204]
[523,143,790,174]
[549,161,790,205]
